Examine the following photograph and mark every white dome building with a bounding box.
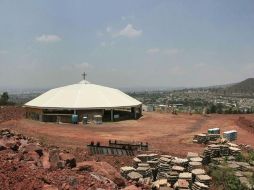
[24,77,142,123]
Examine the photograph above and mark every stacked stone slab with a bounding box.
[195,175,211,187]
[239,177,253,189]
[211,157,224,165]
[179,172,192,184]
[207,134,220,142]
[187,152,199,159]
[137,154,150,162]
[160,156,172,164]
[237,162,252,171]
[219,145,230,156]
[202,148,211,165]
[147,160,159,168]
[189,157,203,163]
[191,169,206,183]
[227,162,241,170]
[188,162,202,172]
[229,147,241,156]
[152,179,170,189]
[192,181,209,190]
[121,152,213,189]
[136,166,152,178]
[127,171,143,181]
[147,153,159,161]
[157,163,171,179]
[202,143,242,165]
[133,157,142,167]
[173,179,190,190]
[193,134,207,144]
[168,171,179,185]
[120,166,136,178]
[172,158,189,168]
[138,163,150,167]
[161,155,172,159]
[172,165,185,173]
[208,145,220,157]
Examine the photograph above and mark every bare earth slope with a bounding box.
[1,109,254,156]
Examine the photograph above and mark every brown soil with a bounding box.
[0,106,24,124]
[1,107,254,157]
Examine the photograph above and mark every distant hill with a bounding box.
[224,78,254,94]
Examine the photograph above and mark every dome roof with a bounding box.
[24,81,142,110]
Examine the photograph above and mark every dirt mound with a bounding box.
[0,129,125,190]
[237,116,254,133]
[0,106,24,124]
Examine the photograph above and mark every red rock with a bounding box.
[42,184,59,190]
[122,185,140,190]
[76,162,93,172]
[41,151,50,169]
[75,161,125,186]
[0,141,7,151]
[23,151,40,162]
[49,149,60,169]
[57,161,65,169]
[23,144,43,157]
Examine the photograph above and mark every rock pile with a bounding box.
[202,143,242,165]
[0,129,126,189]
[120,152,212,190]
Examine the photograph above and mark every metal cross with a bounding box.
[82,72,87,80]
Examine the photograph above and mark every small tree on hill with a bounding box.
[0,92,9,105]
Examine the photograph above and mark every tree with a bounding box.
[210,104,217,113]
[0,92,9,105]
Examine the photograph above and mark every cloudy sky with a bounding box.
[0,0,254,90]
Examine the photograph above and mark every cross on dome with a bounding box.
[82,72,87,80]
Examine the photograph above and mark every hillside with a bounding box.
[225,78,254,94]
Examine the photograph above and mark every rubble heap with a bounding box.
[0,129,126,189]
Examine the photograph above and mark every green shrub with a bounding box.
[210,165,248,190]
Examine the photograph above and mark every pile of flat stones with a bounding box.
[202,143,241,164]
[207,143,254,189]
[120,152,212,190]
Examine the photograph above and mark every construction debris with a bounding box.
[0,129,124,189]
[195,175,211,187]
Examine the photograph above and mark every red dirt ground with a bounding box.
[1,108,254,157]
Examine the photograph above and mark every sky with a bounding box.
[0,0,254,91]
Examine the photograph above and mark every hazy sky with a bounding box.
[0,0,254,90]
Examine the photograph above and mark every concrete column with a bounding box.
[74,110,77,114]
[134,107,137,119]
[39,114,43,122]
[111,109,114,121]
